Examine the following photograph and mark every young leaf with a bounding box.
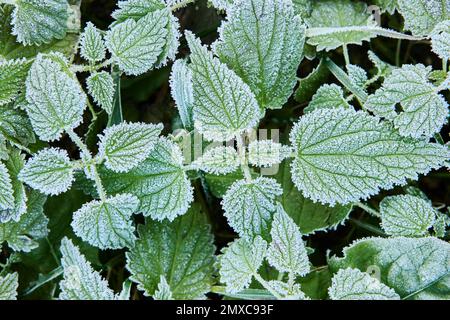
[112,0,165,22]
[59,237,117,300]
[98,122,163,173]
[222,177,282,239]
[248,140,292,168]
[191,146,240,175]
[430,20,450,61]
[153,276,173,300]
[329,268,400,300]
[12,0,69,45]
[380,195,436,237]
[0,161,14,211]
[364,64,448,139]
[213,0,306,109]
[289,108,450,205]
[304,84,350,113]
[86,71,115,115]
[80,22,106,63]
[126,205,215,299]
[266,205,310,276]
[71,193,139,249]
[219,236,267,293]
[185,31,260,142]
[0,58,32,106]
[0,273,19,300]
[25,54,87,141]
[169,59,194,130]
[347,64,367,89]
[19,148,74,196]
[267,280,308,300]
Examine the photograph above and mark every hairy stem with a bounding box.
[354,202,381,218]
[253,274,283,300]
[342,45,350,66]
[70,59,113,73]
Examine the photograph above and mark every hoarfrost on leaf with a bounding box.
[191,146,240,175]
[304,84,350,113]
[0,272,18,300]
[0,58,32,106]
[267,280,308,300]
[169,59,194,130]
[86,71,115,115]
[112,0,165,22]
[153,276,173,300]
[80,22,106,63]
[0,161,14,211]
[248,140,292,168]
[430,20,450,61]
[347,64,368,89]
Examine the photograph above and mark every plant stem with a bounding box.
[171,0,195,11]
[395,39,402,67]
[443,59,448,72]
[236,134,252,181]
[354,202,381,218]
[253,274,283,299]
[70,59,113,73]
[342,45,350,66]
[434,133,445,145]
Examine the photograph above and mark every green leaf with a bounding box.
[213,0,306,109]
[153,275,173,300]
[347,64,368,89]
[0,104,35,146]
[191,146,240,175]
[292,0,312,18]
[169,59,194,130]
[112,0,165,22]
[208,0,234,11]
[304,84,350,113]
[0,161,14,211]
[289,108,450,205]
[86,71,115,115]
[248,140,292,168]
[372,0,397,14]
[126,204,216,299]
[431,20,450,61]
[185,31,260,142]
[204,170,247,198]
[368,50,395,78]
[329,268,400,300]
[0,58,32,106]
[0,272,18,300]
[329,236,450,299]
[294,59,330,104]
[80,22,106,63]
[267,280,308,300]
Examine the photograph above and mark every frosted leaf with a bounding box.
[19,148,74,196]
[100,138,193,221]
[153,276,173,300]
[191,146,240,175]
[365,64,448,138]
[329,268,400,300]
[0,134,7,161]
[248,140,292,168]
[294,59,330,103]
[80,22,106,62]
[0,105,35,147]
[304,0,377,51]
[86,71,114,115]
[372,0,397,14]
[0,162,14,211]
[266,205,310,276]
[434,212,450,238]
[0,58,32,106]
[380,195,436,237]
[219,236,267,293]
[292,0,312,18]
[397,0,449,36]
[267,280,308,300]
[71,193,139,249]
[0,273,18,300]
[25,54,86,142]
[126,205,215,299]
[98,122,163,173]
[59,237,117,300]
[185,31,260,142]
[105,9,169,76]
[329,237,450,299]
[208,0,233,11]
[169,59,194,130]
[155,13,180,68]
[347,64,367,89]
[213,0,306,109]
[12,0,68,45]
[368,50,395,78]
[222,177,282,239]
[289,108,450,206]
[304,84,350,113]
[112,0,165,22]
[430,20,450,61]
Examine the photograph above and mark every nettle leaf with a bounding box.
[304,0,376,51]
[208,0,234,11]
[219,236,267,293]
[105,9,169,76]
[213,0,306,109]
[329,237,450,299]
[80,22,106,63]
[100,138,193,221]
[368,50,395,78]
[222,177,282,239]
[0,103,35,146]
[292,0,312,18]
[248,140,292,168]
[289,108,450,206]
[153,276,173,300]
[380,195,436,237]
[126,205,215,299]
[0,58,32,106]
[347,64,367,89]
[373,0,397,14]
[434,212,450,238]
[0,161,14,211]
[329,268,400,300]
[112,0,165,22]
[267,280,308,300]
[0,272,19,300]
[25,54,86,141]
[71,193,139,249]
[304,84,350,113]
[12,0,69,45]
[86,71,115,115]
[59,237,117,300]
[186,31,260,142]
[0,134,7,161]
[98,122,163,173]
[431,20,450,61]
[365,64,448,139]
[294,59,330,103]
[266,205,310,276]
[19,148,74,196]
[191,146,240,175]
[169,59,194,130]
[155,12,180,68]
[397,0,449,36]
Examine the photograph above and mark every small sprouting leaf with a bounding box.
[12,0,69,45]
[430,20,450,61]
[25,54,86,142]
[153,276,173,300]
[266,205,310,276]
[98,122,163,173]
[191,146,240,175]
[112,0,165,22]
[347,64,367,89]
[0,273,19,300]
[80,22,106,63]
[329,268,400,300]
[267,280,308,300]
[71,193,139,249]
[0,161,14,211]
[222,177,282,239]
[0,58,32,106]
[59,237,117,300]
[105,9,169,76]
[219,236,267,293]
[169,59,194,130]
[248,140,292,168]
[86,71,115,115]
[289,108,450,205]
[365,64,448,139]
[213,0,306,109]
[126,205,215,299]
[304,84,350,113]
[19,148,74,196]
[380,195,436,237]
[185,31,260,142]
